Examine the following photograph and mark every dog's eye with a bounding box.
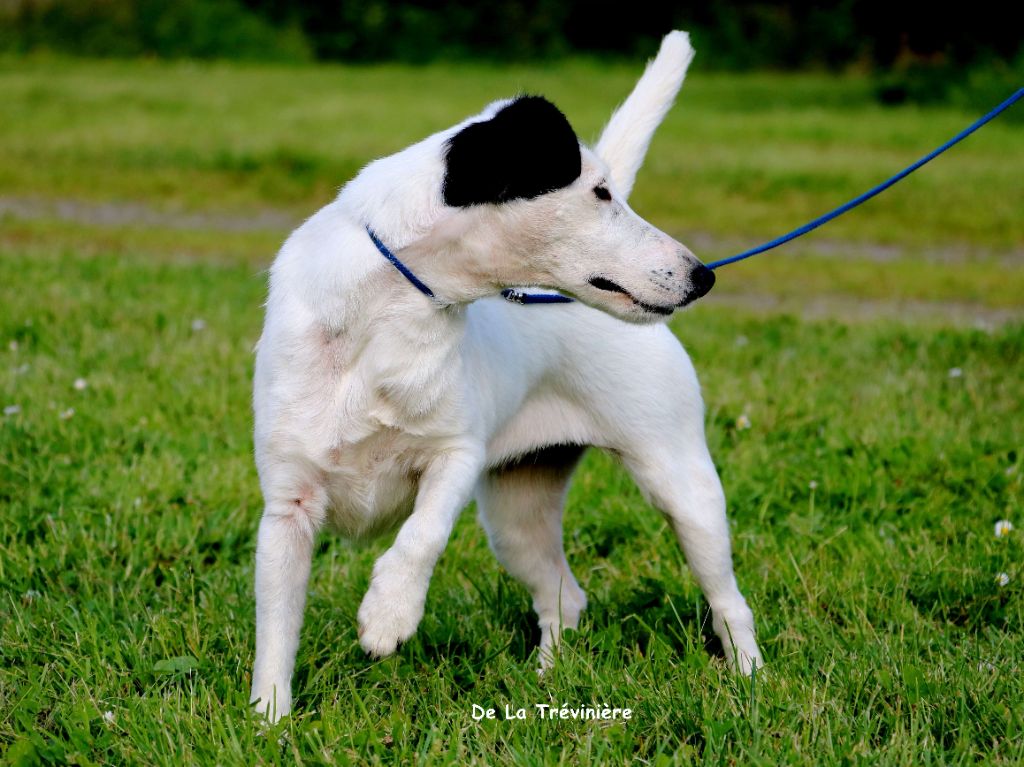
[593,185,612,201]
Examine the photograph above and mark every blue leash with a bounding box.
[706,87,1023,270]
[369,87,1022,303]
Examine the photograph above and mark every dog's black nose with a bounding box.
[690,264,716,299]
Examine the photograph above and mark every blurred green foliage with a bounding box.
[0,0,310,60]
[0,0,1019,108]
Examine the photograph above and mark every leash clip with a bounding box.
[501,288,527,305]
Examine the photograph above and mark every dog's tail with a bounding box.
[595,30,695,199]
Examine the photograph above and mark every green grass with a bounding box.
[1,57,1023,765]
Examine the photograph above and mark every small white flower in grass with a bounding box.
[948,367,963,378]
[995,572,1010,587]
[736,413,751,431]
[22,589,41,602]
[808,480,819,490]
[59,407,75,420]
[994,520,1014,538]
[8,340,18,352]
[73,377,88,391]
[103,710,116,724]
[978,660,996,672]
[734,334,749,347]
[191,318,207,332]
[4,404,21,416]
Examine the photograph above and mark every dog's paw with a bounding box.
[356,579,424,658]
[250,684,291,724]
[536,621,565,673]
[536,637,556,675]
[713,606,763,676]
[726,644,765,676]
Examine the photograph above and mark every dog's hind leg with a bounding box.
[250,477,327,722]
[476,445,587,669]
[577,326,763,674]
[623,437,763,674]
[607,361,763,674]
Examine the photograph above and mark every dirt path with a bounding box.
[3,194,1021,327]
[700,292,1022,328]
[682,230,1024,267]
[5,195,1023,264]
[0,195,301,233]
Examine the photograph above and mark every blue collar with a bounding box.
[365,225,436,299]
[365,225,574,306]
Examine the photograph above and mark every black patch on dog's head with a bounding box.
[443,96,582,207]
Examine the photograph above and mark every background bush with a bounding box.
[0,0,1019,107]
[0,0,310,61]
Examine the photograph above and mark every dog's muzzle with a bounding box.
[589,261,717,314]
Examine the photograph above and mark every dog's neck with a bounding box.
[378,205,561,307]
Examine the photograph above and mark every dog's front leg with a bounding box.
[250,485,326,722]
[357,446,484,657]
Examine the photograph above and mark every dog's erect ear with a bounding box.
[596,31,694,199]
[443,96,582,207]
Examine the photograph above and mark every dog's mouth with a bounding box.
[587,276,675,316]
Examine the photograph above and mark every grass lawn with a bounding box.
[1,56,1022,765]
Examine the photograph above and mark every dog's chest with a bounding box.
[320,426,427,537]
[311,319,470,536]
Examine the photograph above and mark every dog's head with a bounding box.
[438,95,713,323]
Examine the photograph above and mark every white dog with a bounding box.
[250,31,762,721]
